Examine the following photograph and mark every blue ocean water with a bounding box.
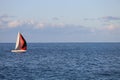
[0,43,120,80]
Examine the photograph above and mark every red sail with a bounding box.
[19,33,27,50]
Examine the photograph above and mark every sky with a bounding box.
[0,0,120,42]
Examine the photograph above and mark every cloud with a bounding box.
[95,23,119,33]
[0,14,34,29]
[0,14,15,28]
[83,16,120,22]
[36,23,45,28]
[83,18,96,21]
[0,14,9,19]
[0,14,120,35]
[0,14,66,29]
[52,17,59,21]
[0,14,14,21]
[96,16,120,24]
[1,14,120,42]
[101,16,120,21]
[106,24,115,30]
[104,24,118,31]
[8,20,21,28]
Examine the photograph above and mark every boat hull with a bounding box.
[11,50,26,53]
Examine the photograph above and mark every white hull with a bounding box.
[11,50,26,53]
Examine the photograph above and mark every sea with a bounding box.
[0,43,120,80]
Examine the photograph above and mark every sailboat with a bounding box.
[11,32,27,53]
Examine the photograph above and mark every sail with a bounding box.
[15,32,27,50]
[19,33,27,50]
[15,32,20,50]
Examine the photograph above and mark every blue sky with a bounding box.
[0,0,120,42]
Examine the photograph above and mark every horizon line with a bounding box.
[0,41,120,43]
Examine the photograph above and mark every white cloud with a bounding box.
[0,14,120,35]
[106,24,115,31]
[97,24,119,32]
[50,23,65,27]
[8,20,21,28]
[36,23,45,29]
[0,14,108,28]
[0,14,66,29]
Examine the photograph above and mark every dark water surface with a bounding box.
[0,43,120,80]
